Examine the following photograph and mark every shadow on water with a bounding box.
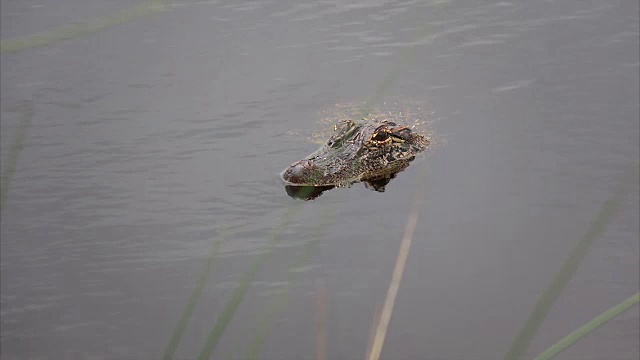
[284,167,407,201]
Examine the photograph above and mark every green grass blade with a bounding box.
[504,166,638,360]
[161,238,222,360]
[358,26,431,119]
[195,206,300,360]
[1,102,34,211]
[0,0,166,54]
[535,292,639,360]
[243,209,336,360]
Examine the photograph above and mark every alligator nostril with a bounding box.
[290,163,306,177]
[282,160,318,184]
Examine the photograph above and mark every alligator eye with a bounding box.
[372,132,389,141]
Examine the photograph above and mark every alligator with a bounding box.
[281,118,430,199]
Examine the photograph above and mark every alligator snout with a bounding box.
[281,160,323,185]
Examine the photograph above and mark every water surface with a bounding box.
[1,1,638,359]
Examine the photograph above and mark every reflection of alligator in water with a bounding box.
[285,169,407,200]
[282,118,430,200]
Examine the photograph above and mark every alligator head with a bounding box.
[281,119,429,190]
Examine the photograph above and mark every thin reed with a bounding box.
[505,166,639,359]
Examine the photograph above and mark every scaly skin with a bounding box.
[281,119,429,187]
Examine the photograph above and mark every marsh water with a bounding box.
[1,1,638,359]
